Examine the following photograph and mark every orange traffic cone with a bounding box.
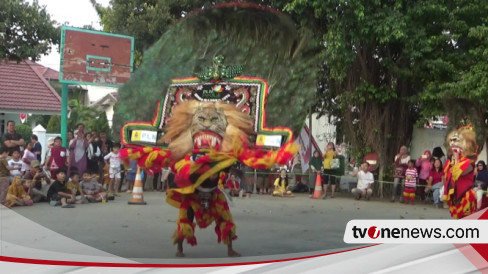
[312,174,323,199]
[128,167,147,205]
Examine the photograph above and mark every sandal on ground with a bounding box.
[62,204,75,208]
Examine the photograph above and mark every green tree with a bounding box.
[29,115,50,129]
[285,0,488,185]
[416,1,488,150]
[86,110,111,138]
[46,115,60,133]
[68,99,98,131]
[282,1,440,183]
[0,0,59,61]
[15,124,32,141]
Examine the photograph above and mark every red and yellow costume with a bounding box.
[443,156,476,219]
[121,137,298,246]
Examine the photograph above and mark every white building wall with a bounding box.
[410,127,487,164]
[307,113,336,154]
[85,85,118,104]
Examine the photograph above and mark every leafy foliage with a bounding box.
[90,111,111,139]
[29,115,50,129]
[46,115,60,133]
[15,124,32,141]
[0,0,59,61]
[68,99,110,134]
[285,0,488,178]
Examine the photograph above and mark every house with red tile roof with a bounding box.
[0,61,62,133]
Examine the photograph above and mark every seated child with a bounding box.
[46,168,76,208]
[23,160,51,203]
[5,176,33,207]
[225,173,240,197]
[80,171,107,202]
[66,172,86,204]
[8,149,24,182]
[272,169,294,197]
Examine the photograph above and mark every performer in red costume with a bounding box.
[121,101,298,257]
[443,126,478,219]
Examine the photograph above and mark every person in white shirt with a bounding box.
[8,149,24,180]
[103,143,121,196]
[351,162,374,200]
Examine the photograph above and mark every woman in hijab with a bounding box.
[474,160,488,210]
[309,151,323,198]
[432,147,446,165]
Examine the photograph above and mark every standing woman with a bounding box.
[85,132,101,174]
[322,142,338,199]
[392,145,410,202]
[416,150,432,202]
[309,151,322,198]
[69,124,88,176]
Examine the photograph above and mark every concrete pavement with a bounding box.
[8,192,450,261]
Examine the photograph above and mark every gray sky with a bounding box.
[33,0,111,70]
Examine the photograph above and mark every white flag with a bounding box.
[296,127,311,173]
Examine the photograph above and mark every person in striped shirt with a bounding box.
[403,160,418,204]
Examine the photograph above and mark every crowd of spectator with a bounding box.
[0,121,123,208]
[2,120,482,211]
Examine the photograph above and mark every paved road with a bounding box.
[9,192,450,261]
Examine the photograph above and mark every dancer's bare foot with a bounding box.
[227,241,241,257]
[228,249,241,257]
[176,240,184,257]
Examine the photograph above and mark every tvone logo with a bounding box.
[368,226,380,239]
[352,225,381,239]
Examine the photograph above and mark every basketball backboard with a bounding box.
[59,26,134,87]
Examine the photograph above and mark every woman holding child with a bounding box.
[416,150,432,202]
[392,145,410,202]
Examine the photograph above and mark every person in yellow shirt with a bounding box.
[322,142,338,199]
[66,172,85,204]
[272,169,293,197]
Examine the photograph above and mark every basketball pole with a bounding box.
[61,83,68,147]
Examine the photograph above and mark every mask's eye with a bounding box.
[198,116,205,122]
[211,117,219,122]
